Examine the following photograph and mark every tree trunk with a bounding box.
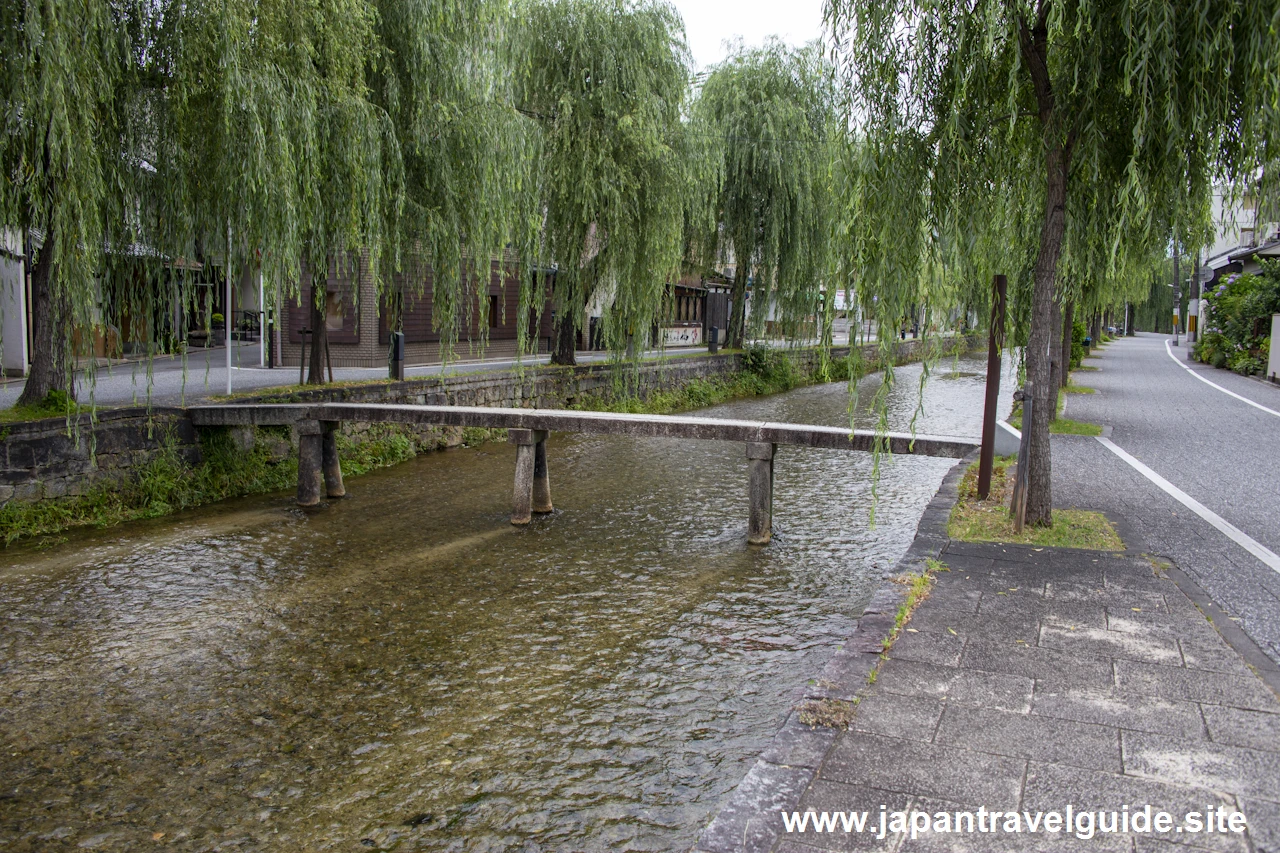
[1061,300,1074,387]
[727,263,748,349]
[1090,312,1101,346]
[1022,141,1069,528]
[551,312,577,365]
[307,283,328,385]
[1048,298,1063,398]
[16,228,74,407]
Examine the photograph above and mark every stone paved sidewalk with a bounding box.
[695,467,1280,853]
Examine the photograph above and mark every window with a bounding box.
[325,291,345,332]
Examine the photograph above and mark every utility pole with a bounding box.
[1172,240,1181,347]
[225,224,233,395]
[1189,253,1200,344]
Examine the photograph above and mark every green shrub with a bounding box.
[1199,261,1280,374]
[741,344,802,390]
[0,426,298,545]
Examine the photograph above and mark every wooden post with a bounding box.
[977,275,1007,500]
[747,441,775,545]
[296,420,323,507]
[1011,387,1032,532]
[298,328,308,386]
[509,428,548,524]
[321,422,345,498]
[532,436,553,514]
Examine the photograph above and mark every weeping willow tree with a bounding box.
[371,0,541,359]
[154,0,403,385]
[691,40,838,349]
[515,0,692,366]
[827,0,1280,526]
[2,0,130,407]
[4,0,539,404]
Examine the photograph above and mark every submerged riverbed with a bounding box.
[0,352,1013,852]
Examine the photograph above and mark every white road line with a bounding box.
[1097,435,1280,575]
[1164,339,1280,419]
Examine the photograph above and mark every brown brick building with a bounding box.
[278,253,556,368]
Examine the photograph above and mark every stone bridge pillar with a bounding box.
[297,420,345,506]
[510,428,551,524]
[746,441,775,545]
[296,420,324,507]
[322,422,345,498]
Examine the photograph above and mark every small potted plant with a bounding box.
[211,313,225,346]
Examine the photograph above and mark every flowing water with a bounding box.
[0,352,1013,852]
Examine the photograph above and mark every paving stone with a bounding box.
[1177,636,1255,676]
[975,593,1110,631]
[848,691,944,742]
[1039,623,1182,666]
[1031,685,1207,739]
[1022,762,1248,852]
[1114,660,1278,711]
[1134,837,1253,853]
[923,581,982,614]
[810,649,879,701]
[695,759,817,853]
[1046,581,1169,611]
[939,541,1007,562]
[1201,705,1280,754]
[963,569,1048,595]
[778,781,913,852]
[934,703,1122,772]
[1236,797,1280,853]
[900,800,1135,852]
[888,628,966,667]
[1103,566,1177,595]
[959,636,1115,687]
[1108,609,1225,644]
[905,606,1040,640]
[873,658,1035,714]
[1122,731,1280,802]
[761,713,840,769]
[822,732,1025,810]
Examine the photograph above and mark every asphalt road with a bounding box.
[1052,332,1280,664]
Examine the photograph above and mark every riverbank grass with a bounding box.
[949,457,1123,550]
[0,391,79,425]
[0,428,299,546]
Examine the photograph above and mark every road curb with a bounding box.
[1161,561,1280,700]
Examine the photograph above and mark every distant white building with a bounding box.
[1201,185,1280,286]
[1,230,29,377]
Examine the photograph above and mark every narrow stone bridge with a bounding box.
[190,404,978,544]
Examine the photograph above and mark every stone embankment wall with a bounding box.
[0,408,199,506]
[0,337,971,509]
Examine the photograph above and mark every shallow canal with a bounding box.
[0,352,1013,852]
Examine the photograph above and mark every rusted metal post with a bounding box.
[532,436,553,514]
[509,428,547,524]
[747,441,776,545]
[321,422,345,498]
[296,420,323,507]
[977,274,1008,500]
